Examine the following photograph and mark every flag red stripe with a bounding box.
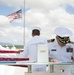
[0,58,29,61]
[0,50,19,53]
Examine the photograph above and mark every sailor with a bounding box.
[48,27,74,75]
[19,26,48,72]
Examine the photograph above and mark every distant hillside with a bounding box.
[0,42,12,45]
[3,45,24,49]
[0,42,24,49]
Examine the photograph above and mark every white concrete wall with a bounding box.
[0,65,28,75]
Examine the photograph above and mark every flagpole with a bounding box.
[23,0,25,47]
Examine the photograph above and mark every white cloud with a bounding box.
[0,14,24,45]
[8,26,24,45]
[0,1,24,45]
[0,15,10,26]
[25,1,74,42]
[65,0,74,7]
[0,0,74,44]
[0,0,24,8]
[48,7,74,26]
[25,27,32,43]
[13,19,23,24]
[25,0,74,11]
[0,25,23,45]
[25,9,49,26]
[26,0,63,10]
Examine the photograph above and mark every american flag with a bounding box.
[7,9,22,22]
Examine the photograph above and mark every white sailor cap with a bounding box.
[54,27,72,37]
[32,27,41,31]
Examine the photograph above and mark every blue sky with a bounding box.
[66,5,74,14]
[0,0,74,45]
[0,4,14,15]
[0,1,24,45]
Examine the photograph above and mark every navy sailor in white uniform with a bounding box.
[48,27,74,75]
[19,27,48,72]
